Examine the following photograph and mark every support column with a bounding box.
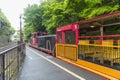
[100,26,103,45]
[62,31,65,44]
[75,24,79,45]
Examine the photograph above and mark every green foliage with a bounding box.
[23,4,46,41]
[23,0,120,41]
[0,10,10,31]
[0,9,15,37]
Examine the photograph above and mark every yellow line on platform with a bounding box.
[27,47,86,80]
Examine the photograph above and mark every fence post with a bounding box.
[2,54,5,80]
[17,41,21,72]
[23,43,26,59]
[17,46,20,72]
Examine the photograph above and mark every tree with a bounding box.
[0,9,15,43]
[0,9,10,33]
[23,4,46,41]
[23,0,120,41]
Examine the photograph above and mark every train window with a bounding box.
[79,27,100,36]
[104,25,120,35]
[65,31,76,44]
[58,33,62,43]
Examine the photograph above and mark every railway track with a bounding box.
[0,42,17,52]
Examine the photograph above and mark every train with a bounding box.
[30,32,56,56]
[30,11,120,80]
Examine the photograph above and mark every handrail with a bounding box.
[79,34,120,39]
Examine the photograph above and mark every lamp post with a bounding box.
[19,14,23,42]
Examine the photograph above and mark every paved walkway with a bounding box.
[18,46,106,80]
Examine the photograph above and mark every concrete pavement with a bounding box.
[18,46,106,80]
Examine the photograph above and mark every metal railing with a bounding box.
[78,43,120,66]
[0,42,26,80]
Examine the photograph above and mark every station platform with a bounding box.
[18,46,107,80]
